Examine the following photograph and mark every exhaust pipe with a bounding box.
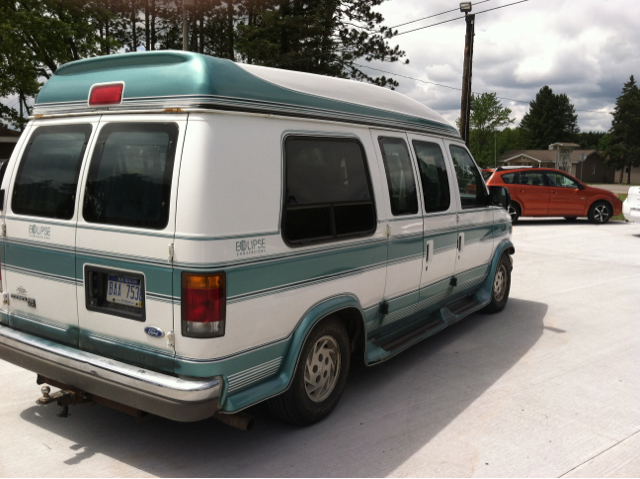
[213,412,255,431]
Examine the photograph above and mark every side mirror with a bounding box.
[577,183,585,190]
[489,185,511,210]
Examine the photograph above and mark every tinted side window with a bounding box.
[449,145,487,209]
[546,172,578,188]
[378,137,418,216]
[501,172,517,184]
[83,123,178,230]
[283,137,376,245]
[12,125,92,219]
[412,140,451,213]
[517,171,546,186]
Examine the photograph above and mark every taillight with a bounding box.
[182,272,226,338]
[88,83,124,106]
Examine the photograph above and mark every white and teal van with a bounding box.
[0,52,513,426]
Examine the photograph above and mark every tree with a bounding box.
[604,75,640,184]
[520,86,579,149]
[0,0,118,128]
[467,92,514,167]
[577,131,606,150]
[235,0,407,89]
[1,0,407,129]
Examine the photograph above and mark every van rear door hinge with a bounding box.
[168,243,174,263]
[1,224,6,237]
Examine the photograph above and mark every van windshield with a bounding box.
[83,123,178,230]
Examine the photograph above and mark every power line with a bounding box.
[354,62,612,115]
[267,0,535,68]
[396,0,533,36]
[389,0,492,29]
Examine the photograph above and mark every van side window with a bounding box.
[283,137,376,245]
[412,140,451,213]
[449,145,487,209]
[12,125,92,219]
[378,137,418,216]
[83,123,178,230]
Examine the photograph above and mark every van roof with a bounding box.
[34,51,458,138]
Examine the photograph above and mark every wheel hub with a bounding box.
[304,335,340,403]
[593,205,609,223]
[493,264,507,301]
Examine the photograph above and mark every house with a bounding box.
[498,143,616,183]
[0,126,21,161]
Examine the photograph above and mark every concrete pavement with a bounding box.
[1,218,639,477]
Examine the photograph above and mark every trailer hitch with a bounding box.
[36,379,93,418]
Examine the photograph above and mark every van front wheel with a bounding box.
[482,253,511,314]
[268,317,350,426]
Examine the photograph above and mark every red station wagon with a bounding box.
[485,167,622,223]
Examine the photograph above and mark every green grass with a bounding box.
[612,194,627,221]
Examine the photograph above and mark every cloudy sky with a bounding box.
[369,0,639,132]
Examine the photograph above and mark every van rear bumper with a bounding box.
[0,325,221,422]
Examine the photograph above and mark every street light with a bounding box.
[460,2,472,13]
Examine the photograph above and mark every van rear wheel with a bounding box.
[268,317,350,426]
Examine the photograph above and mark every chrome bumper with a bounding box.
[0,325,221,422]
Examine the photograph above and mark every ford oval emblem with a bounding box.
[144,327,164,338]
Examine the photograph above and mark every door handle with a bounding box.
[457,233,464,254]
[425,240,434,264]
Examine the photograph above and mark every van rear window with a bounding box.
[283,137,376,245]
[12,125,91,219]
[83,123,178,230]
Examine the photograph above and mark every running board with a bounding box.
[375,317,443,351]
[447,295,478,315]
[372,296,485,354]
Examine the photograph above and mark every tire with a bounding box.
[268,317,350,426]
[564,217,578,221]
[482,253,512,314]
[508,202,521,223]
[588,201,612,224]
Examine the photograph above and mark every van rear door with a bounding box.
[3,118,99,346]
[75,114,186,371]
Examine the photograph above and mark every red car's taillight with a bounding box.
[181,272,226,338]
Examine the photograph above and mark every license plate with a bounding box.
[106,275,143,308]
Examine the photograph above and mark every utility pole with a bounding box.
[182,0,194,51]
[459,2,475,147]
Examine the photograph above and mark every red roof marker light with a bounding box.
[89,83,124,106]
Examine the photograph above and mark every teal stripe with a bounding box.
[9,312,78,347]
[388,234,423,261]
[5,241,75,279]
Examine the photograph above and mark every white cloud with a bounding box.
[372,0,640,132]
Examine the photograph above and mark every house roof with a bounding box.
[499,149,599,164]
[0,126,21,138]
[34,51,458,138]
[549,142,580,149]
